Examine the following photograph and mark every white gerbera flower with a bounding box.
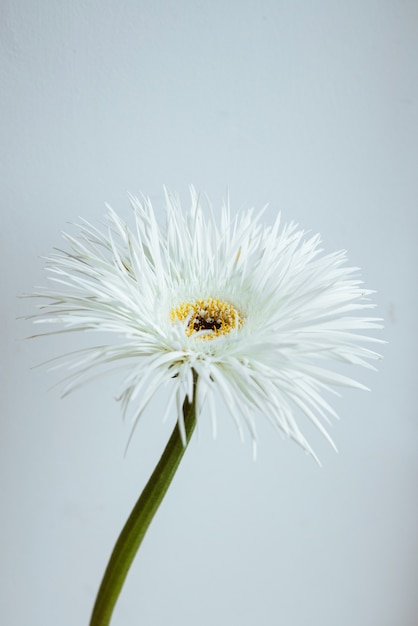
[31,188,382,459]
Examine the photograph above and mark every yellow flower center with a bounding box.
[170,298,243,339]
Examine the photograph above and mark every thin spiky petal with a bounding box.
[29,188,383,459]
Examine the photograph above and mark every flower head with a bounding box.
[31,188,382,460]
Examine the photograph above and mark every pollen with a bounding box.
[170,298,243,339]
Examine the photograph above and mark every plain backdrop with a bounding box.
[1,2,417,625]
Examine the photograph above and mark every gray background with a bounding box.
[2,2,417,625]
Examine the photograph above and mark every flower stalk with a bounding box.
[89,374,198,626]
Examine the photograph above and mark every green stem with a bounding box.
[90,378,198,626]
